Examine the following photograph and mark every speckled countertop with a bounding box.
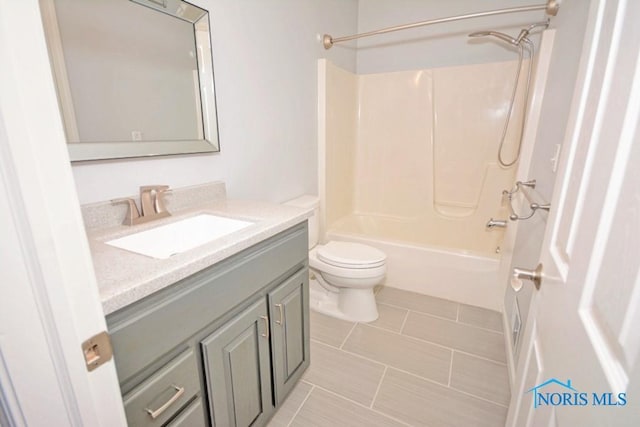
[83,182,312,315]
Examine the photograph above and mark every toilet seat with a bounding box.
[316,241,386,269]
[309,248,386,279]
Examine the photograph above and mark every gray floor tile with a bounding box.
[377,287,458,320]
[297,289,512,426]
[291,388,405,427]
[458,304,504,332]
[374,368,508,427]
[343,324,451,384]
[303,341,385,406]
[267,381,313,427]
[403,311,506,363]
[369,303,408,332]
[450,352,510,406]
[309,310,356,348]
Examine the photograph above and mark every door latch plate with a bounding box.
[82,331,113,372]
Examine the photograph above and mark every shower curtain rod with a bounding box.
[322,0,559,49]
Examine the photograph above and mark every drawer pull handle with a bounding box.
[260,315,269,339]
[145,385,185,419]
[275,304,284,326]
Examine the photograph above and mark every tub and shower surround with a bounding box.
[319,58,529,310]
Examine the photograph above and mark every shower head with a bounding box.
[468,30,518,46]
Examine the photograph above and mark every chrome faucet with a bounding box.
[486,218,507,229]
[113,185,171,225]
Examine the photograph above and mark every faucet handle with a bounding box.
[154,186,171,214]
[139,185,170,216]
[112,198,140,226]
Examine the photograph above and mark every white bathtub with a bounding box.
[327,214,504,311]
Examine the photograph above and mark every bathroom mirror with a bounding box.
[41,0,220,161]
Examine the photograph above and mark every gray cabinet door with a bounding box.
[201,299,273,427]
[268,269,310,405]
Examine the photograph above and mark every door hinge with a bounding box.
[81,331,113,372]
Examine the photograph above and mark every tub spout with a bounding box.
[486,218,507,229]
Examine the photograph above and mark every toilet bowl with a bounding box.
[309,241,386,322]
[284,196,387,322]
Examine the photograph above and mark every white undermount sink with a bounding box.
[105,214,253,259]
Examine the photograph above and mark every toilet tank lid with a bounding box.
[283,195,319,209]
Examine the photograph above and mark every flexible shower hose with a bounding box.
[497,39,534,167]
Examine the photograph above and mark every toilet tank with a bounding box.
[283,195,319,249]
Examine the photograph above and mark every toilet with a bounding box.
[284,196,386,322]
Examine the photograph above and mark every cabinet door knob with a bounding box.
[260,316,270,339]
[275,304,284,326]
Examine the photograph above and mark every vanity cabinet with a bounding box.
[106,223,309,427]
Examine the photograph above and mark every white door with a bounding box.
[508,0,640,425]
[0,1,126,425]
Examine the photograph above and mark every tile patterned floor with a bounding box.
[267,287,510,427]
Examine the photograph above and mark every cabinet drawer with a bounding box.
[166,397,206,427]
[123,349,200,427]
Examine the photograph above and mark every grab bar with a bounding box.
[502,179,550,221]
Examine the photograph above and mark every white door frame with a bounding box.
[0,1,126,425]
